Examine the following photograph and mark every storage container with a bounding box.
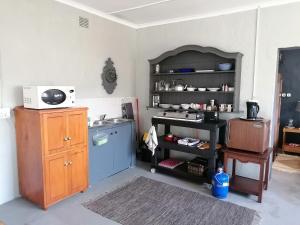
[227,118,270,153]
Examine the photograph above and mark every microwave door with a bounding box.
[41,89,67,106]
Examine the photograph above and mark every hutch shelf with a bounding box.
[148,45,243,112]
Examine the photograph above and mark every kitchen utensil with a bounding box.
[246,100,259,119]
[219,104,226,112]
[164,82,170,91]
[204,111,219,123]
[198,88,206,92]
[154,82,159,91]
[177,68,195,73]
[218,63,232,71]
[181,104,190,110]
[155,64,160,73]
[187,87,195,92]
[175,84,184,91]
[171,104,180,110]
[152,95,160,107]
[191,103,200,110]
[160,104,171,109]
[227,104,233,112]
[207,88,220,92]
[158,80,165,91]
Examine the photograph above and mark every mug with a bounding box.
[227,104,233,112]
[219,104,226,112]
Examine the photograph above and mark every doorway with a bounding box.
[273,48,300,154]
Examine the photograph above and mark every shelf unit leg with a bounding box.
[164,124,170,159]
[207,129,217,180]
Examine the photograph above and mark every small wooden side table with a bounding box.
[282,127,300,153]
[223,148,273,203]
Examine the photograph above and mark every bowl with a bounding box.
[187,87,195,92]
[190,103,200,110]
[228,87,234,92]
[171,104,180,110]
[198,88,206,92]
[160,104,171,109]
[181,104,190,110]
[218,63,232,71]
[207,87,220,92]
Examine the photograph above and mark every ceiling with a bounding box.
[56,0,299,28]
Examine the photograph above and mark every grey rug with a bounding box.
[84,177,260,225]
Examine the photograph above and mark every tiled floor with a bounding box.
[0,161,300,225]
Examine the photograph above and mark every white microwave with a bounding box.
[23,86,75,109]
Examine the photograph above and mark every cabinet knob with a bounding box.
[68,161,72,165]
[64,161,68,166]
[68,137,72,140]
[110,132,113,135]
[115,131,117,134]
[64,137,68,141]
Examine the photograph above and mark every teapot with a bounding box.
[174,79,186,91]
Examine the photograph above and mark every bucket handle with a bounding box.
[215,172,229,185]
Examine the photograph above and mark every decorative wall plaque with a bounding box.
[101,58,117,94]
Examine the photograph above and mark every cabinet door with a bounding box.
[89,129,114,184]
[68,147,88,194]
[112,125,132,173]
[66,111,87,148]
[43,113,67,155]
[45,153,68,204]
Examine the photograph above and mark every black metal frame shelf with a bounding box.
[151,117,227,183]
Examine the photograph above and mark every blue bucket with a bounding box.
[212,168,229,199]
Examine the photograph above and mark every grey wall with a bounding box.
[0,0,136,204]
[136,2,300,179]
[136,10,257,133]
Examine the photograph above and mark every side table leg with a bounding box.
[224,153,228,173]
[232,159,236,177]
[265,156,270,190]
[258,161,265,203]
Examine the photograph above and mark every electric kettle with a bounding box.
[246,100,260,119]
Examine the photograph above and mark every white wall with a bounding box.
[0,0,136,204]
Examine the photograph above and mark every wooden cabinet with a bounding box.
[88,123,135,185]
[15,106,88,209]
[282,127,300,153]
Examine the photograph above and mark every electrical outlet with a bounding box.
[0,107,10,119]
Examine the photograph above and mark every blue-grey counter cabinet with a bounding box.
[88,120,136,185]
